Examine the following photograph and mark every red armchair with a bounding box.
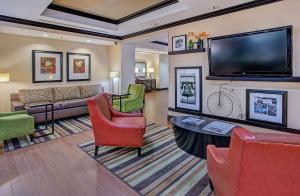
[207,128,300,196]
[87,93,146,157]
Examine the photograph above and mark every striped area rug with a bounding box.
[3,116,91,152]
[79,123,213,196]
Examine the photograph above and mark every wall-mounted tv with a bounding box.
[208,26,292,77]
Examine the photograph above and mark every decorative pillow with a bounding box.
[19,88,54,104]
[80,84,103,98]
[53,86,81,102]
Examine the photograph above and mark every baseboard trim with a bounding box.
[168,107,300,134]
[155,88,168,91]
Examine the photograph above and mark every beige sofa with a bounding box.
[11,84,103,123]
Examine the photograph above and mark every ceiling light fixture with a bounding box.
[86,40,91,43]
[43,34,49,37]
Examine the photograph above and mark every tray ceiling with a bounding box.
[52,0,167,20]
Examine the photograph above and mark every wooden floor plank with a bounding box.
[0,90,168,196]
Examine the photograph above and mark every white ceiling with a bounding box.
[0,0,255,38]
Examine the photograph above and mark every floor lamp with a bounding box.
[110,71,120,94]
[0,73,10,112]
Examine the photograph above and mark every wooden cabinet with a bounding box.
[135,78,156,92]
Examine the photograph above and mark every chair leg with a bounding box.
[94,145,99,157]
[29,134,34,142]
[137,147,142,157]
[209,179,214,191]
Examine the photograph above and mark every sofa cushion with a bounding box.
[19,88,54,104]
[60,99,87,109]
[25,102,61,114]
[80,84,103,98]
[53,86,81,102]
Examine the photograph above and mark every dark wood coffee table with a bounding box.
[171,116,237,159]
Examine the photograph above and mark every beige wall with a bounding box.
[125,0,300,130]
[135,52,159,75]
[0,33,110,112]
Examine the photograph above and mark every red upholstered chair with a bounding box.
[207,128,300,196]
[87,93,146,157]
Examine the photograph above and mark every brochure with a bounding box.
[181,117,205,126]
[202,121,235,135]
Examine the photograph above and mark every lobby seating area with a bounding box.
[0,0,300,196]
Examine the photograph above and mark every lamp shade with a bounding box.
[110,71,119,78]
[148,68,155,73]
[0,73,10,83]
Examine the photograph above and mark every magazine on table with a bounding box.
[181,117,205,126]
[202,121,236,135]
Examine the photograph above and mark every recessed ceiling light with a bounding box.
[43,34,49,37]
[86,40,91,43]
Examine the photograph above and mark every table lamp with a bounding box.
[0,73,10,112]
[148,67,155,79]
[110,71,120,93]
[0,73,10,83]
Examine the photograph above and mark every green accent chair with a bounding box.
[113,84,145,112]
[0,111,35,142]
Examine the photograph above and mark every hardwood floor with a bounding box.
[0,90,169,196]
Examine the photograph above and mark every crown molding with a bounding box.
[0,15,121,40]
[121,0,282,39]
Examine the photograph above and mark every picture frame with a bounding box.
[67,52,91,81]
[175,66,202,113]
[172,35,187,52]
[32,50,63,83]
[135,62,147,77]
[246,89,287,127]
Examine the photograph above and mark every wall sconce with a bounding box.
[0,73,10,83]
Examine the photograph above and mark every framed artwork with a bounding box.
[246,89,287,126]
[32,50,63,83]
[67,53,91,81]
[172,35,187,51]
[135,62,147,77]
[175,66,202,113]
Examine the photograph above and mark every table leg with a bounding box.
[119,96,122,112]
[51,104,54,134]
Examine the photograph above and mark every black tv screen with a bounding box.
[208,26,292,77]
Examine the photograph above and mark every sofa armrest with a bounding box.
[11,100,25,111]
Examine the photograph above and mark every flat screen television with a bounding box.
[208,26,292,77]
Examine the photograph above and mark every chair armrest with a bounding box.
[207,145,228,165]
[11,100,25,111]
[0,110,27,117]
[110,109,143,117]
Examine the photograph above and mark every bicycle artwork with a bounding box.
[207,83,245,119]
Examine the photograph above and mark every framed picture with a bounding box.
[67,53,91,81]
[135,62,147,77]
[246,89,287,126]
[175,66,202,113]
[172,35,187,51]
[32,50,63,83]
